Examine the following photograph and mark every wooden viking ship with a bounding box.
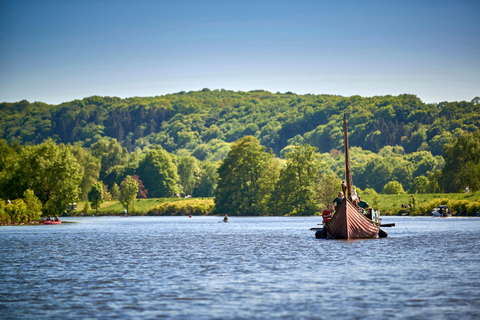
[323,114,381,239]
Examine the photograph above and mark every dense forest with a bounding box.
[2,90,479,157]
[1,90,479,220]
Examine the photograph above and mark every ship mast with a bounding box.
[343,113,352,199]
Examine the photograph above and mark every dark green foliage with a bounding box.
[214,136,275,216]
[5,139,82,215]
[268,145,321,215]
[176,156,199,196]
[69,144,101,201]
[382,181,406,194]
[137,146,178,197]
[1,92,479,160]
[119,175,138,213]
[23,189,42,220]
[88,182,104,213]
[4,199,28,224]
[193,161,217,197]
[441,130,480,192]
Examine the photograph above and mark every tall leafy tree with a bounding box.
[441,130,480,192]
[88,182,104,213]
[120,175,138,213]
[409,176,429,194]
[0,140,19,199]
[90,138,129,181]
[8,139,82,215]
[214,136,276,216]
[131,174,148,198]
[316,173,342,207]
[69,144,101,201]
[23,189,42,221]
[111,183,120,200]
[268,144,321,215]
[177,155,199,196]
[137,146,178,197]
[382,181,406,194]
[193,161,218,197]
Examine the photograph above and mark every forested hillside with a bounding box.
[1,90,480,220]
[2,90,479,158]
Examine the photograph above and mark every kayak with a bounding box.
[40,220,62,225]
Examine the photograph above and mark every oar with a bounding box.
[380,223,395,227]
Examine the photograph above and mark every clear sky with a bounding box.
[0,0,479,105]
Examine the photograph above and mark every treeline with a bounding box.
[1,130,479,221]
[0,138,217,222]
[1,90,479,159]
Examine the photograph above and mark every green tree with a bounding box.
[316,173,342,207]
[361,158,394,192]
[5,199,27,224]
[69,144,101,201]
[9,139,82,215]
[269,145,321,215]
[137,146,178,197]
[82,201,90,215]
[111,183,120,200]
[441,130,480,192]
[214,136,275,216]
[90,138,129,181]
[382,181,405,194]
[409,176,429,194]
[88,182,104,213]
[177,156,199,196]
[0,140,19,199]
[120,175,138,213]
[23,189,42,221]
[193,161,217,197]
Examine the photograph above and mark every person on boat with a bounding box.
[356,196,369,213]
[341,180,347,196]
[333,191,344,208]
[358,197,369,210]
[54,215,59,221]
[322,204,333,224]
[364,207,374,220]
[223,214,229,222]
[46,216,51,221]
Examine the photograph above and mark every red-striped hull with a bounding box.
[325,199,379,239]
[41,220,62,225]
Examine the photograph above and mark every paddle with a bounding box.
[380,223,395,227]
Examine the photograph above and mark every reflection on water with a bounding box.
[1,216,479,319]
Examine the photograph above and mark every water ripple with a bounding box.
[1,216,479,319]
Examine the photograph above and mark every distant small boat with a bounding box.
[40,219,62,225]
[432,205,451,218]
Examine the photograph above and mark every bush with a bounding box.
[5,199,28,224]
[382,181,406,194]
[148,199,214,216]
[0,200,10,224]
[23,189,42,221]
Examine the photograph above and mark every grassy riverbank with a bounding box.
[68,191,480,217]
[71,198,215,216]
[361,191,480,216]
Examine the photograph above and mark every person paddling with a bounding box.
[322,204,333,224]
[223,214,229,223]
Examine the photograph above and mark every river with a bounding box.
[1,216,479,319]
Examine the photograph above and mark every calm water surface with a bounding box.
[1,216,479,319]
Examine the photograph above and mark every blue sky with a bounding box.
[0,0,479,104]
